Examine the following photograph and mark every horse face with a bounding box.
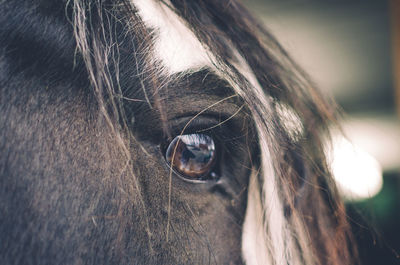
[0,0,255,264]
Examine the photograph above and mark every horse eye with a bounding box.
[165,134,217,181]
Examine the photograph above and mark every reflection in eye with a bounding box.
[165,134,217,181]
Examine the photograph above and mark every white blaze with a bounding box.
[131,0,212,74]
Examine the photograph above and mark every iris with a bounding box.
[165,134,217,181]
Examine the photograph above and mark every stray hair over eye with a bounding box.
[165,133,218,182]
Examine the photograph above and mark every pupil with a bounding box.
[166,134,216,180]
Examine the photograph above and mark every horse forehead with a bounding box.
[132,0,212,74]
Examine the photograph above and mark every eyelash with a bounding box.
[160,112,257,186]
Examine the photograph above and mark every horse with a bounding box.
[0,0,358,264]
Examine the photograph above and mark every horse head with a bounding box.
[0,1,356,264]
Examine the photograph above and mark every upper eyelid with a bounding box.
[166,115,232,137]
[168,107,247,130]
[164,115,252,150]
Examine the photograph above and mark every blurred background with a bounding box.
[243,0,400,264]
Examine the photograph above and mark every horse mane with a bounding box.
[69,0,358,264]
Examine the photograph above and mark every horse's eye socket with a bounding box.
[165,134,217,181]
